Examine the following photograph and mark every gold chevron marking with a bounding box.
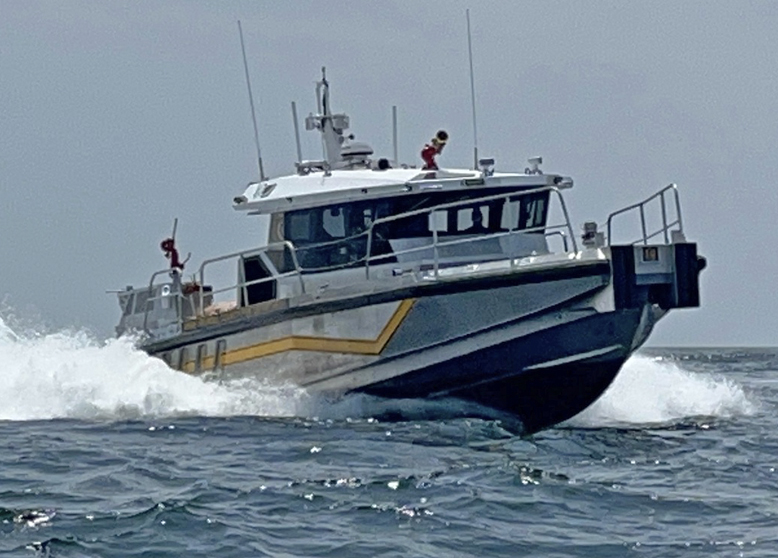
[179,299,415,372]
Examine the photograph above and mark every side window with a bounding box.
[501,200,521,230]
[523,196,548,230]
[457,205,489,233]
[134,289,151,313]
[428,211,448,233]
[120,293,136,317]
[361,208,374,230]
[287,211,312,241]
[322,207,345,238]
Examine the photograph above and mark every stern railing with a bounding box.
[606,183,684,246]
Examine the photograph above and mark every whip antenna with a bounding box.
[238,20,266,182]
[392,105,398,164]
[466,9,479,170]
[291,101,303,164]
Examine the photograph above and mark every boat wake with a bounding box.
[0,317,310,422]
[0,317,756,427]
[566,353,757,429]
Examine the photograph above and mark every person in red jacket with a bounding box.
[161,238,184,271]
[421,130,448,170]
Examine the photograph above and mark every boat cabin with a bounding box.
[117,69,577,339]
[228,70,575,307]
[229,162,573,308]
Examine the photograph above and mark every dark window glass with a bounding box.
[281,188,550,271]
[134,289,152,314]
[120,293,135,317]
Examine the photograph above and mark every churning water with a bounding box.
[0,316,772,557]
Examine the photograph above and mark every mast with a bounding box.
[318,68,342,166]
[305,67,351,167]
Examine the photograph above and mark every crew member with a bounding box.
[463,207,487,234]
[421,130,449,170]
[161,238,184,271]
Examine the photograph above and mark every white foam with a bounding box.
[567,353,756,428]
[0,315,756,428]
[0,317,307,422]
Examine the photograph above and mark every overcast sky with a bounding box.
[1,1,775,346]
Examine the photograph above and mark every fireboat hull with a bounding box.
[359,308,645,435]
[142,258,665,435]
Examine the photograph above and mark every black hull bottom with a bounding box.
[360,309,643,436]
[454,358,624,435]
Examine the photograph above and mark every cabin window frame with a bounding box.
[279,187,550,271]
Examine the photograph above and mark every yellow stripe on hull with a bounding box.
[180,299,414,373]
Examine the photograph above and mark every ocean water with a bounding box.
[0,316,774,557]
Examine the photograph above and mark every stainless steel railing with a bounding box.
[140,186,578,336]
[364,185,576,279]
[196,241,305,316]
[606,183,684,246]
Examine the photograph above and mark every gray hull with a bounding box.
[140,243,701,435]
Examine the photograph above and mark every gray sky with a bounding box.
[1,1,775,346]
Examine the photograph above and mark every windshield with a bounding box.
[280,188,550,270]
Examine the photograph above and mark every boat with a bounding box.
[113,69,705,435]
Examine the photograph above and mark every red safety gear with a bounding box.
[421,143,439,170]
[421,130,448,170]
[160,238,184,271]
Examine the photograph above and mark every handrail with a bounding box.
[545,230,569,252]
[277,186,576,279]
[139,186,580,336]
[142,268,183,335]
[606,183,683,246]
[197,240,306,315]
[364,185,577,279]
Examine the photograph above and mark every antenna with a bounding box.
[291,101,303,163]
[392,105,398,163]
[171,217,178,243]
[466,9,479,170]
[237,20,266,182]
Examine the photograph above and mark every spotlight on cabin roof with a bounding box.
[478,158,495,177]
[526,156,543,175]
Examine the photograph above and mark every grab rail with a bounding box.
[140,185,579,336]
[545,230,569,252]
[197,241,306,315]
[364,185,576,279]
[142,268,183,335]
[606,183,684,246]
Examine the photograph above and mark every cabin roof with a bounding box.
[233,167,571,215]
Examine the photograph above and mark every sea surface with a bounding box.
[0,316,775,557]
